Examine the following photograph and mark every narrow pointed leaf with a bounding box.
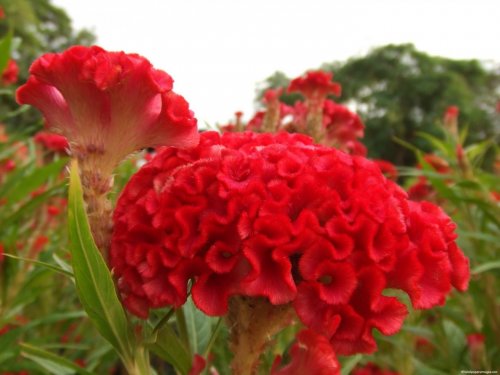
[472,260,500,275]
[148,324,191,375]
[340,354,362,375]
[0,30,12,73]
[20,343,95,375]
[2,253,73,278]
[183,297,217,355]
[67,160,134,361]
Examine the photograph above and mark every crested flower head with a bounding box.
[288,70,341,100]
[16,46,198,173]
[111,131,469,355]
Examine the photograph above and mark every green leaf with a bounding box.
[457,230,500,245]
[25,311,87,329]
[0,30,12,73]
[10,267,53,310]
[183,296,217,355]
[203,318,223,358]
[67,160,134,362]
[148,324,191,375]
[453,179,484,191]
[85,341,114,372]
[416,132,452,156]
[2,253,73,278]
[465,139,494,166]
[442,320,466,366]
[340,354,363,375]
[413,357,450,375]
[472,260,500,274]
[392,136,422,154]
[0,310,87,354]
[20,342,95,375]
[0,327,23,357]
[53,253,75,275]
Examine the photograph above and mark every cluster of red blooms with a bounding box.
[111,130,469,355]
[222,71,368,156]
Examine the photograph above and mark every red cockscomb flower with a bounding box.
[1,59,19,85]
[288,70,341,99]
[188,354,206,375]
[16,45,198,173]
[467,333,485,347]
[444,105,459,122]
[271,329,340,375]
[34,131,69,154]
[467,332,485,368]
[111,131,469,355]
[443,105,459,136]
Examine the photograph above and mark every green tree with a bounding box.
[257,44,500,166]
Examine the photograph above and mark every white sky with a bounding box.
[52,0,500,127]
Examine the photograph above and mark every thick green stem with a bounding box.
[124,346,151,375]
